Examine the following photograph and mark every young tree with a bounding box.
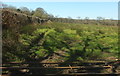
[85,17,89,20]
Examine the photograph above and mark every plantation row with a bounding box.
[3,22,118,62]
[12,23,117,62]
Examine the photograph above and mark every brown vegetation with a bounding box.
[2,8,48,29]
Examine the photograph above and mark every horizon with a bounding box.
[3,2,118,20]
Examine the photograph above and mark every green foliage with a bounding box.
[3,22,118,62]
[33,7,50,19]
[20,24,40,35]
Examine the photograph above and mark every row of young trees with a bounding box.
[52,17,117,26]
[3,22,118,62]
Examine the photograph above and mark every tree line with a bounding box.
[2,3,118,26]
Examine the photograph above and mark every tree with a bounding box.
[84,17,89,24]
[97,17,104,20]
[85,17,89,20]
[19,7,31,15]
[2,3,8,8]
[7,5,16,11]
[77,16,81,20]
[2,3,16,11]
[68,16,73,23]
[48,14,54,20]
[33,7,49,19]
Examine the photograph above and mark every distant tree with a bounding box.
[68,16,72,19]
[2,3,16,11]
[85,17,89,20]
[110,18,113,20]
[55,15,59,18]
[30,10,35,15]
[77,16,82,23]
[67,16,72,23]
[77,16,81,20]
[33,7,49,19]
[20,7,29,11]
[19,7,31,15]
[17,9,21,12]
[97,17,104,20]
[2,3,8,8]
[48,14,54,20]
[84,17,89,24]
[7,5,16,10]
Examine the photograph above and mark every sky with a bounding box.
[2,2,118,20]
[1,0,119,2]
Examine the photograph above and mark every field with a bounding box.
[2,6,119,75]
[3,22,118,63]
